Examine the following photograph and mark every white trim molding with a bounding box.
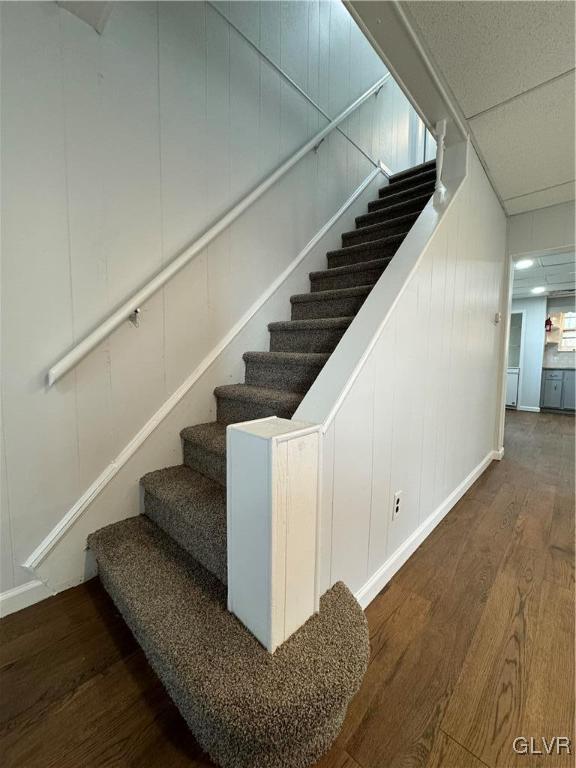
[0,579,54,618]
[517,406,541,413]
[355,449,498,609]
[24,168,382,574]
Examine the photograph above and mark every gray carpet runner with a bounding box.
[88,159,436,768]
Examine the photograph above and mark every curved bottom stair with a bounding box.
[88,516,369,768]
[88,160,435,767]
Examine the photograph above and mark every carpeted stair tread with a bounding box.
[290,284,372,321]
[88,515,369,768]
[355,193,431,228]
[243,350,331,366]
[268,317,354,332]
[268,317,354,353]
[243,351,330,393]
[181,421,227,486]
[389,159,435,182]
[215,383,304,423]
[378,167,436,197]
[290,285,372,304]
[342,211,420,247]
[367,179,435,212]
[326,232,407,269]
[141,464,227,584]
[310,256,392,284]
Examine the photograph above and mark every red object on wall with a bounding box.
[545,316,552,332]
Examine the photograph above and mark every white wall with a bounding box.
[510,298,547,410]
[508,201,575,256]
[296,142,507,600]
[0,1,426,600]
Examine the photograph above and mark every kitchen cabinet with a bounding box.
[542,373,563,409]
[541,369,575,411]
[562,370,575,410]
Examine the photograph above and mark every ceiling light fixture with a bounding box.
[531,286,546,294]
[515,259,534,270]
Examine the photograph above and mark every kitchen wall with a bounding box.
[543,296,576,369]
[0,1,426,603]
[511,297,547,409]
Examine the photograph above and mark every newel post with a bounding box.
[226,417,321,653]
[433,118,448,207]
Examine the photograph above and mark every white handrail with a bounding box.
[47,76,388,386]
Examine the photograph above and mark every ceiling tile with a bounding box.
[404,1,576,117]
[469,73,575,200]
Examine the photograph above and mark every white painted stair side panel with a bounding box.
[227,417,321,653]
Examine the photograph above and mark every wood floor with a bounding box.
[1,410,574,768]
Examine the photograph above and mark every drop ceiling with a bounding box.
[401,1,576,215]
[512,251,576,298]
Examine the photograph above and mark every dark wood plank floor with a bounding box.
[1,411,574,768]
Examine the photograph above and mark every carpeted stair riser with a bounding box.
[367,180,435,212]
[355,193,431,228]
[378,167,436,197]
[291,286,371,321]
[310,257,390,292]
[327,233,406,269]
[244,352,329,393]
[181,422,226,487]
[342,211,419,247]
[215,384,303,424]
[141,465,227,584]
[88,517,369,768]
[268,318,352,353]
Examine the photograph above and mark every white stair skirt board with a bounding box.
[0,579,54,618]
[355,449,498,609]
[23,168,382,581]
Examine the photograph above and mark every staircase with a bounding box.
[88,159,436,768]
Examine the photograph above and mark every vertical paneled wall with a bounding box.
[319,149,507,597]
[0,1,425,593]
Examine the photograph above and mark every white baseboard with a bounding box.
[355,449,496,609]
[516,406,540,413]
[23,168,381,576]
[493,446,505,460]
[0,579,54,618]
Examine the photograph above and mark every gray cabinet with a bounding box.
[562,370,575,410]
[541,369,575,411]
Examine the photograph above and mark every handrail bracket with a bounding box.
[129,308,141,328]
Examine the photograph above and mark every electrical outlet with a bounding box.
[392,490,402,520]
